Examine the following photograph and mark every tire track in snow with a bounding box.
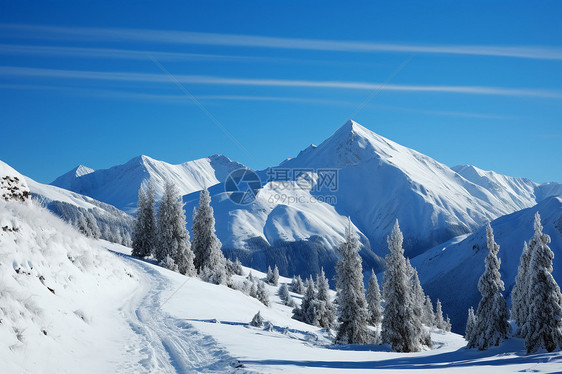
[115,255,251,373]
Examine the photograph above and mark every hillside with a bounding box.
[412,196,562,334]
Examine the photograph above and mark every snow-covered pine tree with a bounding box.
[382,220,423,352]
[523,212,562,353]
[422,296,435,327]
[191,188,228,284]
[156,182,196,276]
[294,276,318,325]
[407,259,427,330]
[266,265,279,285]
[366,269,383,326]
[131,185,156,258]
[434,299,446,330]
[444,315,452,332]
[255,281,270,307]
[250,311,264,327]
[161,254,178,272]
[272,265,280,286]
[511,241,531,333]
[233,258,244,275]
[468,223,510,350]
[292,275,305,294]
[335,219,370,345]
[249,280,258,298]
[278,283,295,307]
[465,307,476,342]
[316,268,336,330]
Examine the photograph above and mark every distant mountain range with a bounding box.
[42,120,562,284]
[2,119,561,332]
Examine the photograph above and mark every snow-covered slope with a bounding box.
[278,120,560,258]
[51,164,95,191]
[52,154,246,214]
[412,196,562,334]
[1,160,134,245]
[183,181,382,282]
[0,199,137,373]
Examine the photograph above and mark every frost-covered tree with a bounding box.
[366,269,383,326]
[511,241,531,332]
[468,224,510,350]
[161,255,178,272]
[270,265,280,285]
[132,184,156,259]
[523,212,562,353]
[266,265,279,285]
[434,299,446,330]
[422,296,435,326]
[249,281,258,298]
[191,188,228,284]
[465,307,476,341]
[156,182,195,276]
[250,311,264,327]
[335,219,370,345]
[294,276,318,325]
[228,258,244,276]
[255,280,270,307]
[278,283,295,307]
[407,259,427,329]
[316,268,336,330]
[291,275,305,294]
[382,220,423,352]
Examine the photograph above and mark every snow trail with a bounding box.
[114,253,248,373]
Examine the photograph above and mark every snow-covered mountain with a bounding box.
[51,154,246,214]
[48,120,562,278]
[277,120,560,258]
[412,196,562,333]
[1,160,134,245]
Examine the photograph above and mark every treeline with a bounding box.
[46,199,133,246]
[289,220,450,352]
[466,213,562,353]
[131,183,232,285]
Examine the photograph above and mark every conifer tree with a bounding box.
[295,277,318,325]
[316,268,336,330]
[465,307,476,342]
[266,265,279,285]
[511,241,531,332]
[435,299,446,330]
[191,188,228,284]
[468,224,510,350]
[132,184,156,259]
[292,275,305,294]
[255,280,270,307]
[279,283,295,307]
[382,220,423,352]
[335,219,370,345]
[366,269,383,326]
[407,259,427,332]
[523,212,562,353]
[422,296,435,326]
[156,182,195,276]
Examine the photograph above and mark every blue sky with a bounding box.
[0,0,561,183]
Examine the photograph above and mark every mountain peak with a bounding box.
[74,164,95,177]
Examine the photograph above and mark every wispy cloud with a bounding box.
[0,82,354,106]
[2,23,562,61]
[1,65,562,99]
[0,44,329,65]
